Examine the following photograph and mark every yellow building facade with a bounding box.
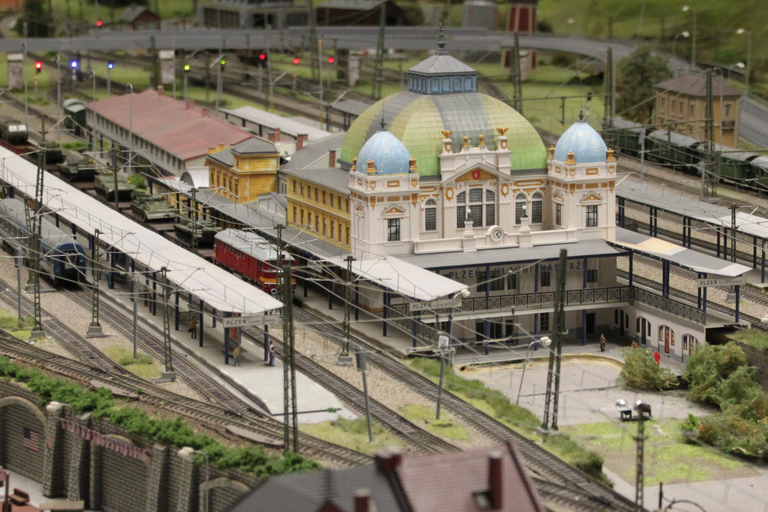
[284,168,351,249]
[206,138,280,204]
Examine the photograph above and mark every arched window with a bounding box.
[531,192,543,224]
[424,199,437,231]
[515,193,527,224]
[457,188,495,228]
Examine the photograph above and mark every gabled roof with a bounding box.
[320,0,389,10]
[119,5,156,23]
[207,137,278,167]
[281,167,350,194]
[654,73,741,97]
[87,90,251,162]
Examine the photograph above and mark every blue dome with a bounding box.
[356,130,411,175]
[553,121,608,164]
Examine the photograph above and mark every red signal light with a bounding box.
[259,53,266,61]
[293,57,300,65]
[327,57,335,64]
[35,60,42,70]
[96,19,103,27]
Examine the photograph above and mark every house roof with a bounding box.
[654,73,742,97]
[229,441,545,512]
[282,133,345,171]
[119,5,156,23]
[320,0,390,11]
[87,90,252,162]
[207,137,278,167]
[281,167,350,194]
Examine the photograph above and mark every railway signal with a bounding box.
[107,61,113,69]
[220,58,226,71]
[70,59,78,83]
[259,53,266,61]
[96,19,103,28]
[327,56,335,64]
[293,57,300,65]
[34,60,42,74]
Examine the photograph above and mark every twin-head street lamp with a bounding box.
[672,31,689,61]
[736,28,752,97]
[681,5,696,68]
[514,336,552,406]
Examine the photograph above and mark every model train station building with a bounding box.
[274,31,753,360]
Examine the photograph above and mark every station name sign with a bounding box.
[696,276,747,288]
[409,299,461,313]
[220,315,282,328]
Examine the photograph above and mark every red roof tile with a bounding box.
[88,90,251,162]
[397,441,545,512]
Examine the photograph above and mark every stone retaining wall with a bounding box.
[0,381,254,511]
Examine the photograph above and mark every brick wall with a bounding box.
[0,381,257,512]
[4,403,45,481]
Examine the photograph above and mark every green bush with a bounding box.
[0,357,318,476]
[683,342,749,405]
[617,347,675,390]
[129,173,146,189]
[401,5,425,26]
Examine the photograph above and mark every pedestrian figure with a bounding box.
[599,334,606,352]
[188,317,198,339]
[269,342,276,367]
[631,341,639,348]
[653,350,661,366]
[233,344,242,367]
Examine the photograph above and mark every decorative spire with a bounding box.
[380,116,386,130]
[437,23,447,54]
[578,110,584,122]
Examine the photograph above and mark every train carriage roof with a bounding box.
[0,197,82,249]
[215,229,295,263]
[647,130,701,148]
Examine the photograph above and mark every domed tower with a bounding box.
[349,122,421,258]
[548,114,616,240]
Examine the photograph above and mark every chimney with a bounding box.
[202,108,210,118]
[354,489,370,512]
[157,85,164,96]
[273,128,281,142]
[268,132,276,142]
[186,100,195,110]
[329,149,337,168]
[374,447,403,473]
[296,133,308,151]
[488,452,503,510]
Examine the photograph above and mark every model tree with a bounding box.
[616,44,672,124]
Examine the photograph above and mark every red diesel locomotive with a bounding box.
[213,229,295,295]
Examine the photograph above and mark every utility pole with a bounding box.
[603,47,613,131]
[337,255,355,366]
[282,262,299,454]
[156,266,176,383]
[512,31,523,114]
[355,345,374,442]
[634,402,652,511]
[371,4,386,100]
[436,334,449,419]
[541,249,567,431]
[703,68,716,198]
[26,118,46,339]
[307,0,319,82]
[111,146,118,210]
[190,188,198,252]
[87,229,104,337]
[150,36,158,89]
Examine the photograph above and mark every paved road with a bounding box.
[739,97,768,148]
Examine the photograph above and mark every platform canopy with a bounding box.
[612,228,751,277]
[323,255,468,301]
[0,148,282,315]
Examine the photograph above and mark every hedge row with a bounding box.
[0,357,319,477]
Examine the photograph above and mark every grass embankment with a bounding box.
[407,357,606,482]
[300,417,401,455]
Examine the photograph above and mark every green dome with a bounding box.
[341,91,547,176]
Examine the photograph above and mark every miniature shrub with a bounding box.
[0,357,318,476]
[683,342,749,405]
[618,347,675,390]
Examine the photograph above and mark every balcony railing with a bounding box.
[633,287,706,325]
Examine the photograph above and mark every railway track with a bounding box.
[248,304,637,512]
[0,279,370,466]
[240,325,459,455]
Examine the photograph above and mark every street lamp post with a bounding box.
[448,288,470,348]
[354,345,373,442]
[125,83,133,175]
[672,31,689,62]
[515,336,552,405]
[616,399,653,512]
[736,28,752,97]
[682,5,696,68]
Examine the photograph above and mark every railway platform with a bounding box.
[103,275,352,424]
